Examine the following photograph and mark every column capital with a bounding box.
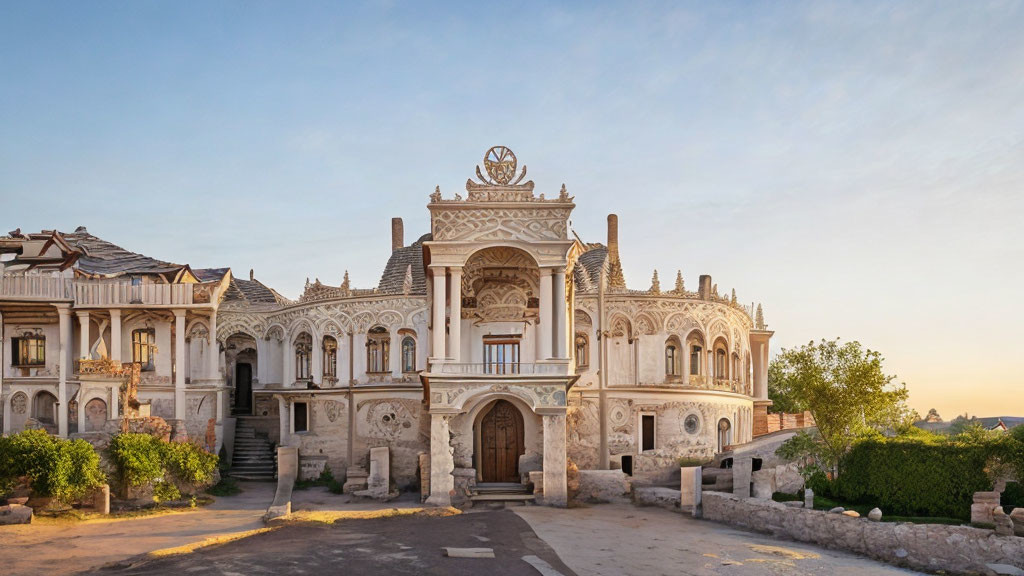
[539,267,554,277]
[75,310,90,319]
[172,308,187,319]
[109,308,122,318]
[54,303,72,315]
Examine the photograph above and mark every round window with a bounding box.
[684,414,700,434]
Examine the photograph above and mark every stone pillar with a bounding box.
[448,267,462,362]
[173,309,186,421]
[553,268,566,358]
[542,413,568,507]
[56,305,71,437]
[682,342,691,381]
[110,382,119,420]
[389,327,402,379]
[336,336,347,385]
[281,335,291,386]
[733,457,752,498]
[430,266,446,362]
[76,311,90,360]
[749,333,772,401]
[0,309,6,433]
[426,413,454,506]
[311,333,323,385]
[538,268,553,361]
[109,309,122,362]
[277,395,290,446]
[207,311,219,380]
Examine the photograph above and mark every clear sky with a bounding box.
[2,1,1022,419]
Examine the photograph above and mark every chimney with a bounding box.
[249,268,254,281]
[607,214,619,260]
[699,275,712,299]
[391,217,404,252]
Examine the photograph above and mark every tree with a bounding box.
[770,338,910,473]
[768,360,806,414]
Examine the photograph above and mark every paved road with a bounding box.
[0,481,276,576]
[81,509,576,576]
[515,504,924,576]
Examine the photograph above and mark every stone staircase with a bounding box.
[227,418,276,481]
[470,483,534,508]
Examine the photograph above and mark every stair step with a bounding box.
[470,493,535,502]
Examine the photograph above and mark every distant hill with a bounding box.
[914,416,1024,433]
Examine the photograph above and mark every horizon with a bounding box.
[2,1,1022,419]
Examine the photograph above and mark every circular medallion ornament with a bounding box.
[684,413,700,435]
[484,146,517,185]
[608,402,630,427]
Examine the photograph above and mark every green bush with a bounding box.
[108,433,218,492]
[1003,481,1023,512]
[834,435,1023,520]
[153,480,182,503]
[161,441,218,486]
[0,429,105,503]
[108,433,164,487]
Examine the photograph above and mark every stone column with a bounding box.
[682,343,691,382]
[0,309,6,433]
[538,268,553,361]
[311,333,323,385]
[389,327,402,379]
[448,267,462,363]
[281,335,291,386]
[425,413,454,507]
[430,266,446,362]
[110,383,119,420]
[56,305,71,437]
[76,311,90,360]
[707,349,715,381]
[173,309,186,421]
[542,413,568,507]
[336,335,347,385]
[277,395,290,447]
[109,309,122,362]
[553,268,566,358]
[207,311,219,380]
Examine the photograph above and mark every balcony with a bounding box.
[0,275,210,307]
[431,362,569,376]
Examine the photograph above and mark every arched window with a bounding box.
[132,328,156,371]
[33,391,58,426]
[575,332,589,369]
[322,336,338,381]
[366,327,390,374]
[401,336,416,373]
[665,342,680,376]
[716,349,727,379]
[689,344,702,375]
[717,418,732,452]
[294,333,312,381]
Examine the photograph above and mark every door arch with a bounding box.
[479,400,525,483]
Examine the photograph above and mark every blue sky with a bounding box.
[2,1,1022,418]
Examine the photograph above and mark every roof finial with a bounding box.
[341,271,350,294]
[731,288,737,304]
[674,270,684,293]
[650,270,661,294]
[755,304,765,330]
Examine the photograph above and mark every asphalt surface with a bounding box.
[82,509,577,576]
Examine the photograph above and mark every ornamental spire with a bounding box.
[650,270,661,294]
[674,270,685,294]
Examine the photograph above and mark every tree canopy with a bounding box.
[769,338,912,471]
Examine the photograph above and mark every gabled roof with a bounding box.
[222,276,289,305]
[193,268,230,283]
[62,227,194,279]
[575,244,608,290]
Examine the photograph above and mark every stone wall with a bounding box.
[702,491,1024,575]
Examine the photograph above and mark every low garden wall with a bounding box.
[702,491,1024,575]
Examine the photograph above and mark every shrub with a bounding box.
[834,434,1023,520]
[162,441,218,486]
[1003,481,1024,513]
[207,477,242,497]
[108,433,164,487]
[153,480,182,503]
[0,430,105,503]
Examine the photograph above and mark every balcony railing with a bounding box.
[0,275,73,300]
[0,275,213,307]
[433,362,567,376]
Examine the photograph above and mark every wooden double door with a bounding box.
[479,400,525,483]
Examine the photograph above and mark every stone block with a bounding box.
[680,466,702,516]
[774,462,803,494]
[0,504,32,525]
[518,453,542,484]
[1010,507,1024,537]
[343,466,369,494]
[972,491,1001,525]
[574,470,631,504]
[783,500,804,508]
[751,468,775,499]
[804,488,814,509]
[634,486,681,511]
[992,506,1014,537]
[868,507,882,522]
[529,470,544,496]
[732,458,752,498]
[92,484,110,515]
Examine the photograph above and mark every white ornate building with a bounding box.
[0,147,772,507]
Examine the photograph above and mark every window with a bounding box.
[665,344,678,376]
[401,336,416,373]
[716,349,727,378]
[366,327,390,373]
[483,337,520,374]
[11,335,45,366]
[574,332,589,369]
[717,418,732,452]
[294,333,312,381]
[323,336,338,379]
[690,345,702,375]
[641,414,655,452]
[293,402,308,433]
[132,329,156,371]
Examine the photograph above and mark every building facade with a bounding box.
[0,147,772,507]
